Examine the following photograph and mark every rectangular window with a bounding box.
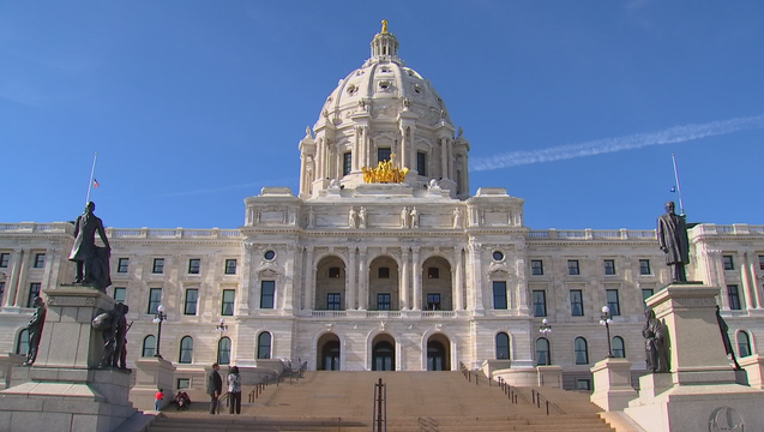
[728,285,741,310]
[567,260,580,275]
[570,290,584,317]
[378,267,390,279]
[221,289,235,315]
[427,267,439,279]
[184,289,199,315]
[188,259,200,274]
[723,255,735,271]
[426,293,441,310]
[604,259,616,275]
[113,287,126,303]
[177,378,190,390]
[148,288,162,314]
[377,293,391,311]
[606,289,621,316]
[152,258,164,274]
[639,259,651,275]
[327,293,341,310]
[0,282,5,305]
[117,258,129,273]
[260,281,275,309]
[417,152,427,176]
[225,259,237,275]
[576,379,591,391]
[33,253,46,269]
[27,283,41,307]
[531,260,544,276]
[0,253,10,268]
[642,289,654,309]
[759,255,764,271]
[343,152,352,176]
[492,281,507,310]
[377,148,391,163]
[533,290,547,317]
[329,267,341,278]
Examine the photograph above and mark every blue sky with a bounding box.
[1,1,763,230]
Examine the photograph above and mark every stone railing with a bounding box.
[311,311,347,318]
[691,224,764,236]
[107,228,241,240]
[366,311,402,318]
[421,311,456,318]
[0,222,74,235]
[528,228,656,240]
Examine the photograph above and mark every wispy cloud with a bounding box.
[471,113,764,172]
[162,178,298,198]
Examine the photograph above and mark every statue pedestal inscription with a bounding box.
[624,283,764,432]
[0,286,136,432]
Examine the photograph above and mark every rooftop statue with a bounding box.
[362,153,409,184]
[68,201,112,291]
[657,201,690,283]
[381,19,388,34]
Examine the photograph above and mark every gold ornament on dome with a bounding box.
[362,153,409,184]
[381,19,388,34]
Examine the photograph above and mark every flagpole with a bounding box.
[85,152,98,205]
[671,153,686,217]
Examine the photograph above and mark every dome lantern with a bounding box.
[370,20,399,61]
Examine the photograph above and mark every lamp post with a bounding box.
[152,304,167,359]
[539,318,552,336]
[215,318,229,336]
[600,305,614,358]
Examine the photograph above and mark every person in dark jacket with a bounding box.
[207,363,223,414]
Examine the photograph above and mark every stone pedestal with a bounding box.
[0,286,136,432]
[129,357,176,411]
[623,283,764,432]
[536,365,562,388]
[0,354,25,390]
[491,367,537,387]
[590,358,638,411]
[739,354,764,389]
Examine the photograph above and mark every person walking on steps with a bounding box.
[207,363,223,414]
[228,365,242,415]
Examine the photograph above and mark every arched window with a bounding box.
[574,337,589,365]
[142,335,156,357]
[738,331,752,358]
[218,337,232,365]
[495,332,510,360]
[257,332,272,360]
[535,337,551,366]
[612,336,626,358]
[16,329,29,356]
[179,336,194,364]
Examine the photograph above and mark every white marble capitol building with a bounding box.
[2,23,763,392]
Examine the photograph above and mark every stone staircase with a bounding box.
[147,371,613,431]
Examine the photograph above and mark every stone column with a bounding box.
[469,243,485,312]
[13,250,31,307]
[742,251,758,310]
[515,251,529,314]
[358,247,368,310]
[399,127,408,169]
[347,247,357,310]
[400,248,409,310]
[412,247,421,310]
[238,243,253,315]
[751,253,763,309]
[440,138,448,179]
[305,247,315,310]
[453,247,464,311]
[708,250,731,310]
[4,248,23,307]
[283,245,295,312]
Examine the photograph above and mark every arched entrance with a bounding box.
[371,334,396,371]
[422,256,452,310]
[315,256,346,310]
[317,333,341,371]
[426,334,451,371]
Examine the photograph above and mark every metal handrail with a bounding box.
[215,392,229,414]
[530,389,565,415]
[246,360,308,403]
[371,378,387,432]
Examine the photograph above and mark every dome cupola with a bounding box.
[370,20,399,60]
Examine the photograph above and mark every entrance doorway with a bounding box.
[317,333,341,371]
[371,334,396,371]
[426,334,451,371]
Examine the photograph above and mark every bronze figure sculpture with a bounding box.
[715,305,742,370]
[92,302,128,368]
[657,201,690,283]
[68,201,112,291]
[643,308,670,373]
[24,297,46,366]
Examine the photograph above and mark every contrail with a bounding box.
[471,113,764,171]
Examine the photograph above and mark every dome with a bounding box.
[316,24,451,127]
[299,21,470,201]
